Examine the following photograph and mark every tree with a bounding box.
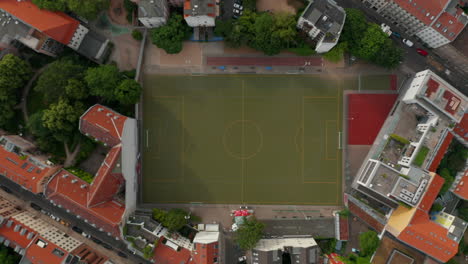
[439,168,454,195]
[152,208,167,223]
[151,14,189,54]
[359,231,380,257]
[214,19,235,37]
[85,64,122,100]
[34,59,85,103]
[234,217,265,250]
[164,209,189,232]
[355,24,387,60]
[32,0,108,19]
[373,39,403,69]
[458,207,468,222]
[243,0,257,11]
[115,79,141,105]
[0,54,32,127]
[65,79,88,100]
[132,30,143,41]
[340,9,368,53]
[42,98,85,142]
[323,42,347,62]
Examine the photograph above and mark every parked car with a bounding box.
[72,226,83,234]
[402,39,414,47]
[91,237,102,244]
[391,31,401,38]
[30,203,41,211]
[102,243,113,250]
[234,3,243,10]
[238,256,247,262]
[0,186,12,193]
[416,48,429,56]
[117,252,127,258]
[82,232,91,238]
[380,23,392,36]
[352,248,361,254]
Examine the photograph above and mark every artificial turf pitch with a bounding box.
[142,75,392,205]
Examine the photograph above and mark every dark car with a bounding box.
[117,252,127,258]
[102,243,112,250]
[392,31,401,38]
[0,186,12,193]
[91,237,102,244]
[416,48,429,56]
[72,226,83,234]
[30,203,42,211]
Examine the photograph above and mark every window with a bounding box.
[436,23,441,28]
[449,32,454,37]
[443,27,448,32]
[449,20,453,24]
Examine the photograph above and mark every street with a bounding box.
[334,0,468,94]
[0,178,148,264]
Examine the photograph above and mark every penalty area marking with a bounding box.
[146,129,149,148]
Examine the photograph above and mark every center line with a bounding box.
[241,80,245,204]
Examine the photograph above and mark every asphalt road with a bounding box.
[262,218,336,238]
[0,178,148,264]
[335,0,468,94]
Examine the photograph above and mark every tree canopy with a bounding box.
[152,208,189,232]
[359,231,380,257]
[85,64,122,100]
[338,8,403,68]
[32,0,109,19]
[0,54,32,127]
[151,14,189,54]
[216,11,299,55]
[42,98,85,142]
[34,58,85,103]
[115,79,141,105]
[234,217,265,250]
[0,245,21,264]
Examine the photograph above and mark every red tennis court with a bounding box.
[348,94,398,145]
[207,56,322,66]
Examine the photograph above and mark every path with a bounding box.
[18,64,50,123]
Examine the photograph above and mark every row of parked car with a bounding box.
[381,23,429,56]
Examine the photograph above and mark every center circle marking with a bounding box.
[223,120,263,159]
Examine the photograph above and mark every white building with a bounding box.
[361,0,468,48]
[297,0,346,53]
[183,0,216,27]
[133,0,169,28]
[252,237,320,264]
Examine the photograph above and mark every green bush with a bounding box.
[66,167,94,183]
[288,46,316,56]
[439,168,454,195]
[132,30,143,41]
[323,42,347,63]
[430,203,443,213]
[412,146,429,167]
[124,0,137,23]
[389,134,410,145]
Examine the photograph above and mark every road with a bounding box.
[335,0,468,94]
[0,178,148,264]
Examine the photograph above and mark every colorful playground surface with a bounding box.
[141,74,395,205]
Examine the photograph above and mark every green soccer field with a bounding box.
[141,74,392,205]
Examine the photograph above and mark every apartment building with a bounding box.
[362,0,468,48]
[132,0,169,28]
[297,0,346,53]
[350,70,468,262]
[0,0,110,62]
[183,0,217,27]
[251,237,321,264]
[0,135,60,194]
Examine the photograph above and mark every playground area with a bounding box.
[141,74,394,205]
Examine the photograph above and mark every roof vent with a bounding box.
[117,163,121,168]
[62,174,69,178]
[80,184,87,189]
[113,116,119,120]
[98,108,104,112]
[71,179,78,184]
[106,113,113,117]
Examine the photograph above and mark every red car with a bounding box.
[416,48,429,56]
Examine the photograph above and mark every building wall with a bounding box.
[185,15,215,27]
[68,24,89,50]
[139,16,167,28]
[378,2,425,35]
[315,39,337,53]
[415,26,450,48]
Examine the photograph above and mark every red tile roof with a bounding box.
[0,0,79,45]
[80,105,127,147]
[152,238,192,264]
[46,170,124,237]
[0,218,35,249]
[339,216,349,241]
[425,78,440,98]
[432,11,467,41]
[192,241,219,264]
[348,199,385,233]
[453,169,468,200]
[442,90,461,115]
[0,137,60,194]
[26,237,69,264]
[393,0,449,26]
[453,113,468,141]
[428,132,454,172]
[398,175,458,263]
[88,146,124,207]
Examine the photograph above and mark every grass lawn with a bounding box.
[142,74,393,205]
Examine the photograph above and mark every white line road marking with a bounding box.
[338,131,342,149]
[146,129,149,148]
